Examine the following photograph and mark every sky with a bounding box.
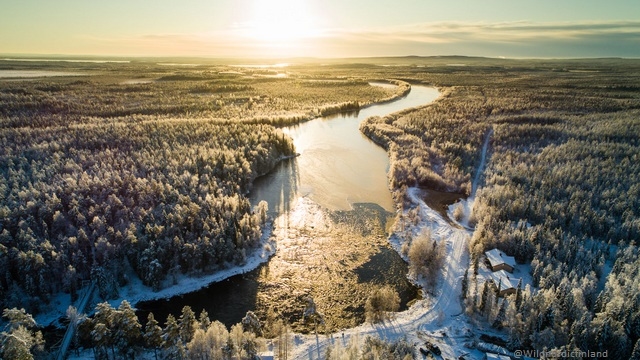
[1,0,640,59]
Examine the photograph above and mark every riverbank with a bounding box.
[287,186,478,359]
[246,79,411,127]
[33,81,411,329]
[35,223,278,328]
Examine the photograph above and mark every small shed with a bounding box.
[485,249,516,273]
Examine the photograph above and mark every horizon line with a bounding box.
[2,53,640,62]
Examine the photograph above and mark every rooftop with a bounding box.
[490,269,521,290]
[485,248,516,268]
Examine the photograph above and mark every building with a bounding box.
[485,249,516,273]
[489,269,520,297]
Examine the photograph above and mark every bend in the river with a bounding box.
[136,83,441,331]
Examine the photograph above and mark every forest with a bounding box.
[361,58,640,358]
[0,61,402,317]
[2,57,640,358]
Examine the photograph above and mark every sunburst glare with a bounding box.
[244,0,323,46]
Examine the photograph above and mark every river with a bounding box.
[136,84,441,332]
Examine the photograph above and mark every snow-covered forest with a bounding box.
[362,58,640,358]
[2,58,640,359]
[0,63,400,314]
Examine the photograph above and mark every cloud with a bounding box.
[80,20,640,58]
[315,20,640,58]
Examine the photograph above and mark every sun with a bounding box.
[245,0,321,44]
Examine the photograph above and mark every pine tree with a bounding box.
[0,308,44,360]
[479,281,490,314]
[115,300,141,354]
[515,278,523,310]
[93,302,116,358]
[144,313,163,360]
[461,268,469,300]
[241,310,262,335]
[493,299,507,329]
[179,306,197,344]
[91,322,111,359]
[163,314,184,359]
[198,310,211,330]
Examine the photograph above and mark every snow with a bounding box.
[35,224,278,327]
[485,249,516,270]
[488,270,520,291]
[284,187,489,360]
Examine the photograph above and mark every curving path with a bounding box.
[290,188,471,360]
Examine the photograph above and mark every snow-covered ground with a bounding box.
[286,187,491,360]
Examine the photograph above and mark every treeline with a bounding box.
[364,62,640,358]
[1,301,413,359]
[80,302,269,360]
[1,302,277,360]
[0,66,397,129]
[0,120,294,312]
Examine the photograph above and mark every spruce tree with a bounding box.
[179,306,197,344]
[479,281,490,314]
[241,310,262,335]
[163,314,184,359]
[493,299,507,329]
[144,313,163,360]
[515,278,523,310]
[461,268,469,300]
[198,309,211,330]
[115,300,141,353]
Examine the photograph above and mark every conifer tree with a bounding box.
[144,313,163,360]
[242,310,262,335]
[0,308,44,360]
[179,306,197,344]
[515,278,523,310]
[163,314,184,359]
[493,299,507,329]
[91,323,111,359]
[198,310,211,330]
[461,268,469,300]
[115,300,141,354]
[93,302,116,358]
[479,281,490,314]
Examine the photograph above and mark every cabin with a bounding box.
[489,269,520,297]
[485,249,516,273]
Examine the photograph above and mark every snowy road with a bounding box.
[290,188,472,360]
